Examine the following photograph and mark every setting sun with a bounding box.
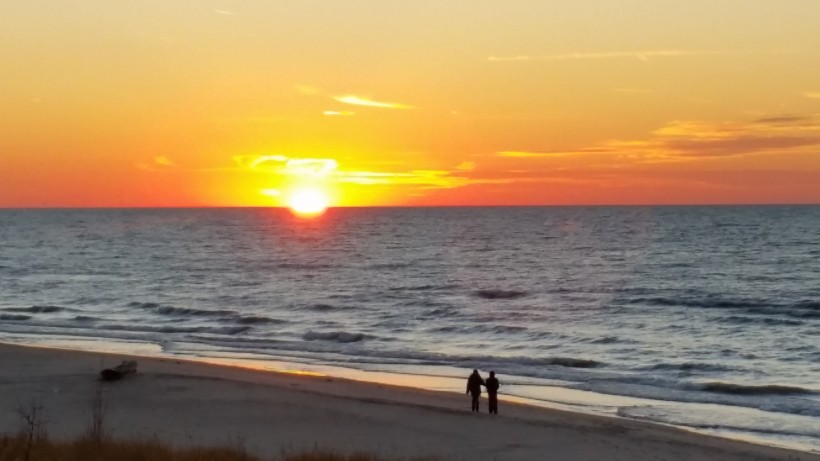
[288,188,329,217]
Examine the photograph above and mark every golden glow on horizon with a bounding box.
[1,1,819,207]
[288,188,329,217]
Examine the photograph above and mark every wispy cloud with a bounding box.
[753,115,812,125]
[333,95,412,109]
[214,9,235,16]
[455,161,476,172]
[499,150,602,158]
[235,155,338,178]
[335,170,467,189]
[323,110,355,116]
[805,92,820,99]
[135,156,178,171]
[488,49,797,62]
[154,156,176,167]
[497,115,820,163]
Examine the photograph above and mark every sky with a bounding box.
[2,0,819,207]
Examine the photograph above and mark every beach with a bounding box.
[0,343,815,461]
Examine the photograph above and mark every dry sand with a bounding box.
[0,343,816,461]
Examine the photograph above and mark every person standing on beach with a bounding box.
[466,369,485,412]
[485,371,500,414]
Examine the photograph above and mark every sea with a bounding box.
[1,206,818,452]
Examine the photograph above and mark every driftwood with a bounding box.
[100,360,138,381]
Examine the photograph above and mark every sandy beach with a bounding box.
[0,343,816,461]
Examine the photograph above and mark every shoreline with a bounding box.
[1,341,817,460]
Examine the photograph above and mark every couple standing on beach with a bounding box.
[466,369,500,414]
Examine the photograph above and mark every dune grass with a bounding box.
[2,389,436,461]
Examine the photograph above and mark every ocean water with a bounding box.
[1,206,819,451]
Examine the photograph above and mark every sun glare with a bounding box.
[288,188,329,217]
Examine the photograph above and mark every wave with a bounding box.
[722,315,803,326]
[629,295,820,320]
[303,330,365,343]
[389,284,460,292]
[129,302,234,318]
[543,357,600,368]
[0,314,31,321]
[73,315,99,322]
[4,305,65,314]
[422,308,459,318]
[616,405,820,440]
[303,303,345,312]
[234,315,284,325]
[697,382,815,396]
[633,296,766,309]
[128,301,283,325]
[641,362,739,373]
[99,323,251,335]
[474,289,528,300]
[588,336,632,345]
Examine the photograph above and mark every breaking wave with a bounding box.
[128,301,282,325]
[100,323,251,336]
[129,301,232,317]
[696,382,815,396]
[641,362,739,373]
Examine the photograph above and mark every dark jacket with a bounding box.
[485,376,499,395]
[466,372,485,395]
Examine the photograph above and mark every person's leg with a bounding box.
[489,394,497,414]
[471,393,479,412]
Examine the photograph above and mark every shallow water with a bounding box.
[1,206,818,451]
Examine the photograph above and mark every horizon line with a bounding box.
[1,203,818,211]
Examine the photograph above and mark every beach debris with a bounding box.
[100,360,138,381]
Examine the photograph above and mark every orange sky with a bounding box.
[2,1,819,207]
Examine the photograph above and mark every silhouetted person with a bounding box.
[485,371,500,414]
[466,369,485,412]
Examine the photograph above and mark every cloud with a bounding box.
[640,117,820,158]
[235,155,338,177]
[224,155,469,190]
[665,135,820,157]
[487,49,797,62]
[135,156,178,171]
[497,150,578,158]
[154,156,176,167]
[214,9,235,15]
[333,95,412,109]
[498,114,820,163]
[236,155,287,170]
[323,110,355,116]
[804,92,820,99]
[335,170,467,189]
[753,115,813,125]
[455,161,476,171]
[284,158,338,177]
